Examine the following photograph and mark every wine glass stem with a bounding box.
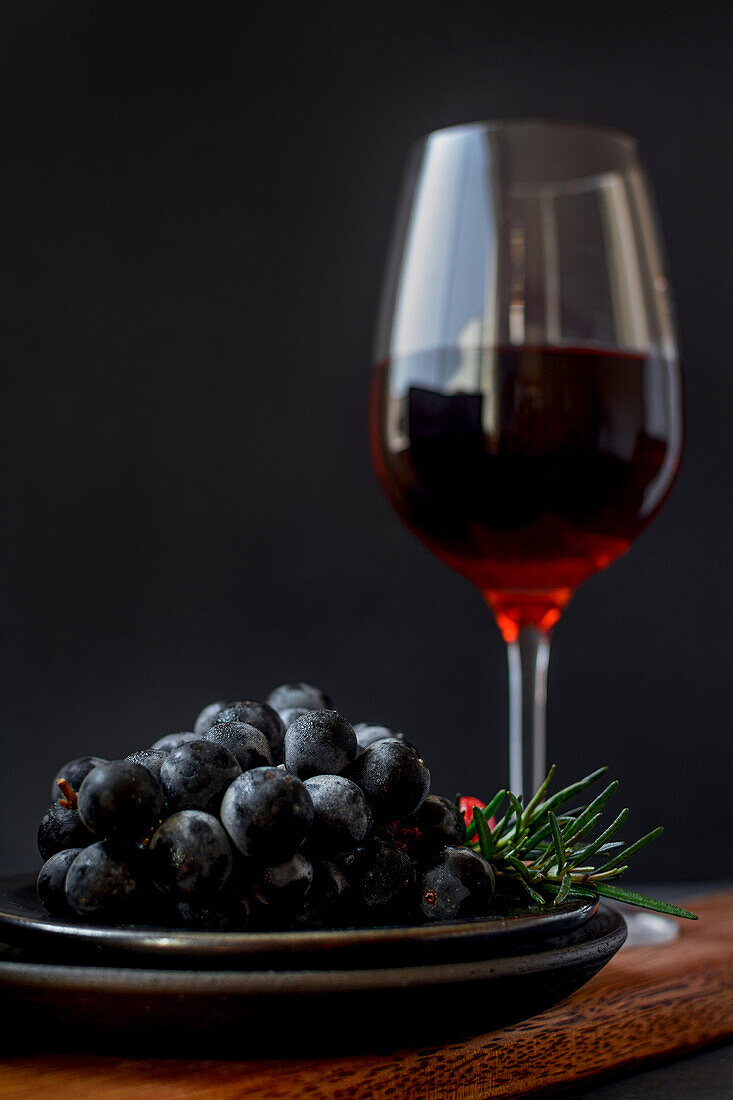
[507,626,551,799]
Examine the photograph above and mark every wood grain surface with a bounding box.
[0,891,730,1099]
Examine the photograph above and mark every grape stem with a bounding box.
[56,778,78,809]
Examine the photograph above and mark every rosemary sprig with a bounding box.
[464,766,698,920]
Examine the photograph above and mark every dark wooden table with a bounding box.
[0,890,730,1098]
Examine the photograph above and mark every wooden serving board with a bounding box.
[0,891,730,1099]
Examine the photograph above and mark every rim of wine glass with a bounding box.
[422,118,638,149]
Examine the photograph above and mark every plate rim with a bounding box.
[0,908,625,993]
[0,871,599,957]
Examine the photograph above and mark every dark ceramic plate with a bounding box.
[0,872,597,969]
[0,907,626,1055]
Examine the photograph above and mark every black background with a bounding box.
[1,1,731,881]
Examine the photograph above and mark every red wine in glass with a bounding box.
[372,122,683,797]
[371,344,680,642]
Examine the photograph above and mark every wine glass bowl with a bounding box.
[371,121,683,796]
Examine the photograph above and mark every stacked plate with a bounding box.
[0,872,625,1053]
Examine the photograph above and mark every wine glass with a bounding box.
[371,120,683,800]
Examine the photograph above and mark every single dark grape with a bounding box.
[348,837,416,918]
[304,774,372,856]
[399,794,465,864]
[37,847,85,915]
[174,894,250,931]
[160,740,241,815]
[173,900,231,931]
[345,738,430,823]
[267,682,334,715]
[149,811,233,899]
[125,748,167,782]
[419,847,496,921]
[151,731,201,753]
[193,700,232,737]
[77,760,165,841]
[253,852,313,907]
[204,721,273,772]
[52,756,106,803]
[65,841,140,920]
[353,723,404,752]
[283,710,357,780]
[38,803,96,861]
[220,767,313,861]
[213,701,286,757]
[341,843,368,886]
[290,859,351,929]
[171,862,252,929]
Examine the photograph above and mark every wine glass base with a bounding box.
[615,907,680,947]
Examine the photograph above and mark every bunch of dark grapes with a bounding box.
[36,684,495,930]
